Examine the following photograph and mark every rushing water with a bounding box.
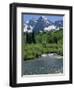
[22,55,63,75]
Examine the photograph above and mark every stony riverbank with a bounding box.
[41,53,63,59]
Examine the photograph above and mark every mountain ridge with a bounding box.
[23,16,63,33]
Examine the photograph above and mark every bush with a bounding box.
[57,48,63,56]
[24,50,35,60]
[24,44,43,60]
[23,43,63,60]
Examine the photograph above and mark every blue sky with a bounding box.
[22,14,63,23]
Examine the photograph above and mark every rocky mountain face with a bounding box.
[33,16,54,32]
[54,20,63,28]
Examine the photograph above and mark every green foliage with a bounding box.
[23,29,63,60]
[24,44,43,60]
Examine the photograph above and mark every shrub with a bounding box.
[24,44,43,60]
[57,48,63,56]
[23,34,63,60]
[24,50,35,60]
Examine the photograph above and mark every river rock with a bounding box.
[41,54,47,57]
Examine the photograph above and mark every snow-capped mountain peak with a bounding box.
[23,16,63,33]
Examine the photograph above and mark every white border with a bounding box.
[16,7,70,83]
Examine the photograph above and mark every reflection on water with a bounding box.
[22,55,63,75]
